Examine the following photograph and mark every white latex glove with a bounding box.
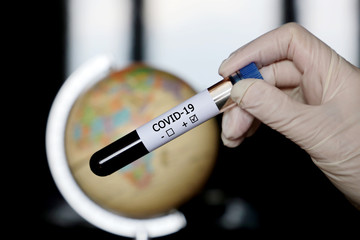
[219,23,360,209]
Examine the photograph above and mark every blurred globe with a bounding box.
[65,63,219,218]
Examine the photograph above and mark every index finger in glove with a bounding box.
[218,23,328,89]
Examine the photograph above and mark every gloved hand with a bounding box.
[219,23,360,209]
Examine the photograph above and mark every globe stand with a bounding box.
[46,56,187,238]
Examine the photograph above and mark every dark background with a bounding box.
[13,0,360,238]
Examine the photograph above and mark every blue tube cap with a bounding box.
[229,62,263,84]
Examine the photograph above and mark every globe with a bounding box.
[65,63,219,218]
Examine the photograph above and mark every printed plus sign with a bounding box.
[182,122,188,127]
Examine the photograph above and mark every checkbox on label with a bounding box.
[166,128,175,137]
[189,114,198,124]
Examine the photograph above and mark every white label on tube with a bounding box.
[136,90,219,152]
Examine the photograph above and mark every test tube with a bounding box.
[90,62,263,176]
